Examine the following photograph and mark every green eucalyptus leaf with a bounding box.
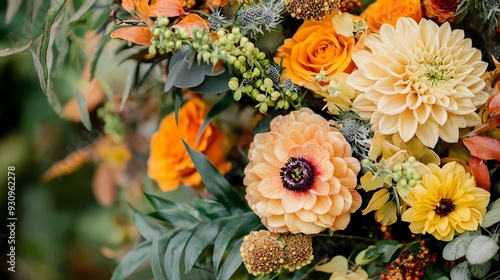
[217,238,244,280]
[173,61,205,88]
[182,139,248,213]
[450,261,471,280]
[72,90,92,130]
[165,230,194,280]
[443,236,469,261]
[466,235,499,265]
[190,70,231,94]
[184,221,221,273]
[90,29,109,80]
[195,93,233,145]
[482,206,500,228]
[120,66,136,111]
[111,240,152,280]
[469,261,491,278]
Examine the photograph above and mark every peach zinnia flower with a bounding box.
[244,108,362,234]
[147,97,231,191]
[401,162,490,241]
[348,18,489,148]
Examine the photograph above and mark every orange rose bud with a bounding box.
[361,0,422,32]
[147,97,231,191]
[423,0,460,23]
[274,14,357,87]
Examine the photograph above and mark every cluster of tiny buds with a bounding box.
[392,157,420,189]
[149,17,188,55]
[380,239,438,280]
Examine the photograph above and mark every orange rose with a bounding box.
[361,0,422,31]
[274,14,357,87]
[423,0,460,23]
[147,97,231,191]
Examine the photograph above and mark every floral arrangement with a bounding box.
[5,0,500,279]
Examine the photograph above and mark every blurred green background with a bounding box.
[0,1,127,279]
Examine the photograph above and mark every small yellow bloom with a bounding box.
[401,162,490,241]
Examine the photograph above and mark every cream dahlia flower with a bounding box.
[243,108,362,234]
[348,17,489,148]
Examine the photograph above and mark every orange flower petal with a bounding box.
[148,0,185,18]
[110,26,153,46]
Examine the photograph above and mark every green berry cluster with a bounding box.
[392,157,420,189]
[148,16,303,113]
[149,17,188,55]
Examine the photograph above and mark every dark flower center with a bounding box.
[435,198,455,217]
[280,157,315,192]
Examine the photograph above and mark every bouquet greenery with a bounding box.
[4,0,500,279]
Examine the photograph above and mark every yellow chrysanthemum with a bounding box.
[401,162,490,241]
[244,108,362,234]
[348,17,489,148]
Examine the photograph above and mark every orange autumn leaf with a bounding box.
[468,156,490,192]
[42,145,92,182]
[462,136,500,161]
[148,0,185,18]
[121,0,136,13]
[176,14,208,37]
[110,26,153,46]
[92,165,117,207]
[487,81,500,114]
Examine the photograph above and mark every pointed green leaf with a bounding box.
[0,41,32,57]
[195,93,233,145]
[73,90,92,130]
[120,66,136,111]
[190,199,227,217]
[144,193,177,210]
[165,230,194,280]
[6,0,23,25]
[182,139,247,213]
[149,205,202,229]
[65,0,96,24]
[378,244,400,263]
[39,0,66,95]
[173,88,183,125]
[111,240,151,280]
[184,221,220,273]
[90,28,109,80]
[132,207,165,240]
[217,238,244,280]
[151,232,174,280]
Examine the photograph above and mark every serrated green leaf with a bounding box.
[6,0,23,25]
[73,90,92,130]
[184,221,221,273]
[195,93,234,145]
[65,0,96,24]
[39,0,66,95]
[111,240,151,280]
[466,235,499,265]
[190,71,231,95]
[482,206,500,228]
[217,238,244,280]
[450,261,471,280]
[0,41,33,57]
[470,261,491,278]
[182,139,248,213]
[165,230,194,280]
